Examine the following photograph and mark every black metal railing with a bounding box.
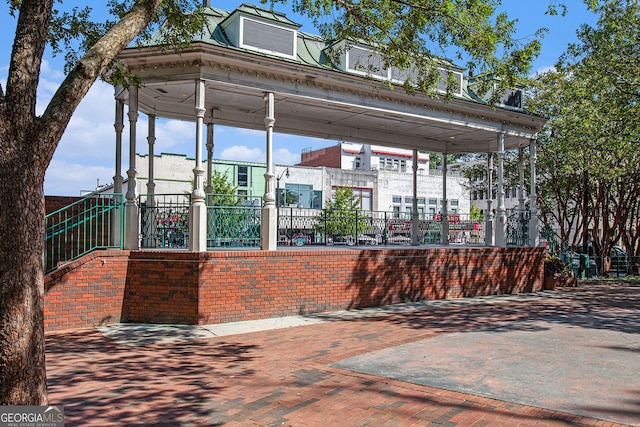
[140,194,190,249]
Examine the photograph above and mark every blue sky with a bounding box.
[0,1,597,195]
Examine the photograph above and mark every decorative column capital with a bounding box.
[264,117,276,128]
[195,106,206,118]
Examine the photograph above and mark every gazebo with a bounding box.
[112,2,547,252]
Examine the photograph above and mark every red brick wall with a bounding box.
[298,145,343,167]
[120,251,200,325]
[44,247,544,332]
[45,196,83,214]
[44,249,129,331]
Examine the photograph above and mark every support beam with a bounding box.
[261,92,277,250]
[411,150,419,245]
[113,97,124,195]
[495,132,507,247]
[518,147,526,213]
[142,115,157,248]
[485,153,495,246]
[124,87,139,250]
[146,115,156,200]
[113,96,124,247]
[441,154,449,245]
[189,80,208,252]
[206,121,214,203]
[529,138,540,247]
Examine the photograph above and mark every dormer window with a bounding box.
[346,45,388,79]
[220,5,300,60]
[332,41,463,96]
[240,16,296,58]
[391,66,463,96]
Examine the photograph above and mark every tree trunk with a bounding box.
[0,147,48,405]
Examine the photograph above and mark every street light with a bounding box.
[276,168,290,244]
[276,167,290,208]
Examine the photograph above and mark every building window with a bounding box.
[355,188,372,211]
[354,156,361,169]
[392,196,402,204]
[428,198,437,206]
[237,166,249,187]
[451,200,459,207]
[285,183,320,208]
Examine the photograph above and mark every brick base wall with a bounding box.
[44,246,544,332]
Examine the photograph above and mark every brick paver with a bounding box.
[45,280,638,426]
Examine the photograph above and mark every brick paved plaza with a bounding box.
[46,280,639,426]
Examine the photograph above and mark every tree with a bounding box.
[316,187,367,239]
[528,0,640,273]
[0,0,205,405]
[1,0,543,404]
[208,170,239,206]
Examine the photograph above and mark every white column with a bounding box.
[485,153,495,246]
[189,80,208,252]
[114,98,125,194]
[206,121,214,203]
[441,154,449,245]
[495,132,507,247]
[529,138,540,247]
[124,87,139,250]
[146,115,156,199]
[261,92,277,250]
[142,115,157,248]
[411,150,420,245]
[518,147,526,213]
[113,97,124,247]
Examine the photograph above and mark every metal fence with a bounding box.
[140,194,190,249]
[506,211,530,246]
[45,193,123,273]
[207,195,262,248]
[277,208,484,246]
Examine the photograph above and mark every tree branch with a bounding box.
[37,0,163,164]
[5,0,53,124]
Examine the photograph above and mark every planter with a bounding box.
[543,275,558,290]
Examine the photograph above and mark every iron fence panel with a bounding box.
[140,194,190,249]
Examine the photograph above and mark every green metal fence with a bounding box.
[45,193,123,273]
[207,195,262,248]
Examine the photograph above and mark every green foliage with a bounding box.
[315,187,368,237]
[528,0,640,266]
[208,170,240,207]
[470,204,484,222]
[43,0,206,82]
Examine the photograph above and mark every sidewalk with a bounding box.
[45,280,640,426]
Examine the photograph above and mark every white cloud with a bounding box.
[274,148,299,165]
[154,119,195,153]
[219,145,265,162]
[54,81,116,160]
[45,160,115,196]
